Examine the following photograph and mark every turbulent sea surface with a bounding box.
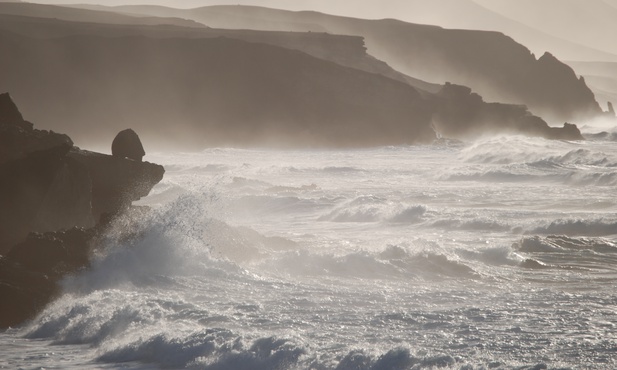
[2,135,617,369]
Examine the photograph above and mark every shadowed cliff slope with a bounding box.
[0,6,584,148]
[568,61,617,112]
[0,28,436,148]
[107,0,617,63]
[0,11,439,94]
[119,5,602,123]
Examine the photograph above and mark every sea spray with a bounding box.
[4,141,617,369]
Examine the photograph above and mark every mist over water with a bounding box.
[2,133,617,369]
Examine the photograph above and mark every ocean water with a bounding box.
[2,134,617,369]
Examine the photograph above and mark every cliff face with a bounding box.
[0,7,588,150]
[0,11,441,95]
[152,5,602,123]
[0,93,92,251]
[0,28,437,149]
[0,93,164,254]
[0,93,164,328]
[432,83,583,140]
[568,61,617,111]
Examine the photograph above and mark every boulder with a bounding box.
[111,128,145,161]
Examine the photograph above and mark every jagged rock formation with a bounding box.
[0,94,164,328]
[432,83,584,140]
[0,93,91,251]
[0,94,164,252]
[566,61,617,114]
[0,91,24,123]
[529,52,600,122]
[0,94,73,165]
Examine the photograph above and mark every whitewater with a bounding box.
[2,134,617,369]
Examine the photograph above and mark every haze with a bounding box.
[3,0,614,149]
[29,0,617,62]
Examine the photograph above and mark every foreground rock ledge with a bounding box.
[0,92,164,328]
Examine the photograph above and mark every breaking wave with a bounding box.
[529,218,617,237]
[318,196,427,223]
[264,244,479,280]
[7,143,617,370]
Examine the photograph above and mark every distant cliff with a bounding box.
[0,7,440,95]
[0,2,203,28]
[432,83,583,140]
[0,9,585,148]
[137,5,602,123]
[0,28,436,148]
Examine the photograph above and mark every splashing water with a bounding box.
[2,136,617,369]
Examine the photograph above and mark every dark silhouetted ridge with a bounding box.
[0,6,587,148]
[0,28,436,148]
[131,5,602,123]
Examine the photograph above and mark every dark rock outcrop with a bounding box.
[0,19,437,148]
[0,94,164,253]
[432,83,584,141]
[0,91,24,125]
[0,93,164,328]
[0,93,73,165]
[0,255,56,329]
[69,148,163,221]
[0,93,93,251]
[154,5,602,123]
[0,228,94,328]
[0,10,591,147]
[112,128,145,161]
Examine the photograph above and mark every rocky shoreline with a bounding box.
[0,93,164,328]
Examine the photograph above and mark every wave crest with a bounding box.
[529,219,617,237]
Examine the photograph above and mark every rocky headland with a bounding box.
[132,5,602,123]
[0,9,585,148]
[0,93,164,328]
[432,83,584,140]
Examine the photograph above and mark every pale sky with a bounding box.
[27,0,617,61]
[30,0,369,12]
